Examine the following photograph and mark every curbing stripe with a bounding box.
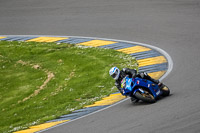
[0,36,6,39]
[0,36,37,41]
[85,93,125,108]
[47,106,108,122]
[0,35,172,133]
[0,36,6,40]
[99,42,136,50]
[117,45,151,54]
[78,40,117,47]
[13,120,69,133]
[130,50,161,60]
[148,71,167,80]
[137,56,167,67]
[139,63,168,72]
[26,37,68,42]
[56,38,94,44]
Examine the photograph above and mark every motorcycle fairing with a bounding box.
[122,77,161,98]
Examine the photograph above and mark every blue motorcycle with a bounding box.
[121,76,170,103]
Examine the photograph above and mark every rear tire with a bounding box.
[130,97,139,103]
[134,91,156,103]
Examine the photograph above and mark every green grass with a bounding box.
[0,41,138,133]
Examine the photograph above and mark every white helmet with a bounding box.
[109,67,120,80]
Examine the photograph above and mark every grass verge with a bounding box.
[0,41,137,132]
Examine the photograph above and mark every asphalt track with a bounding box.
[1,0,200,133]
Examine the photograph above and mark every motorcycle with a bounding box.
[121,76,170,103]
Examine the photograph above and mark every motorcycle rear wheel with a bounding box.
[134,91,156,103]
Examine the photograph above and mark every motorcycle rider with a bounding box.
[109,67,163,95]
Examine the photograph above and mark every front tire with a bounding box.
[134,91,156,103]
[161,85,170,96]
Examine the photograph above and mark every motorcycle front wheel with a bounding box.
[134,91,156,103]
[160,85,170,96]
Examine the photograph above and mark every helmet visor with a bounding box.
[111,69,119,79]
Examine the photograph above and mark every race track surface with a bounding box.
[1,0,200,133]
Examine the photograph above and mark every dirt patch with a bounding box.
[42,69,76,100]
[22,71,55,102]
[32,64,41,69]
[41,71,54,89]
[65,70,75,81]
[17,60,28,65]
[17,60,55,103]
[57,59,63,63]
